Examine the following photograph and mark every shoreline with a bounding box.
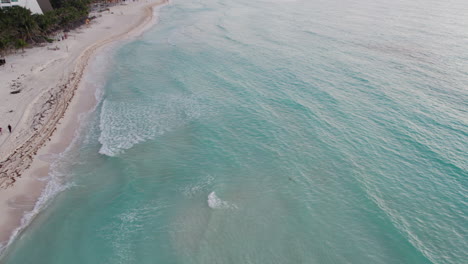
[0,0,167,256]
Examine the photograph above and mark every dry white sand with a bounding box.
[0,0,167,251]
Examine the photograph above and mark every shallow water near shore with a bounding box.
[2,0,467,263]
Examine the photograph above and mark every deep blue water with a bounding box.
[1,0,467,263]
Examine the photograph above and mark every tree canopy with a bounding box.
[0,0,90,56]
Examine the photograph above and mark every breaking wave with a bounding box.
[0,135,78,257]
[207,191,237,209]
[99,94,205,156]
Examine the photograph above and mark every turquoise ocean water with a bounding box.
[1,0,467,263]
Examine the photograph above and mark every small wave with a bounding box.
[98,95,205,156]
[363,186,438,264]
[182,175,214,197]
[98,202,167,264]
[0,151,76,257]
[0,81,102,258]
[207,191,237,209]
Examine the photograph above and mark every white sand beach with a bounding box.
[0,0,166,251]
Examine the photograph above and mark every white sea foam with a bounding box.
[0,104,101,256]
[207,191,237,209]
[0,106,101,256]
[98,202,167,264]
[98,95,205,157]
[0,141,77,257]
[0,43,118,258]
[182,175,214,197]
[0,4,165,258]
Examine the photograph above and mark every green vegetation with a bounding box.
[0,0,90,56]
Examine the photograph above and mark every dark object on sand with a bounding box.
[8,125,12,133]
[0,59,5,66]
[11,89,22,94]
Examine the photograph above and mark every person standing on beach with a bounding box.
[0,127,2,135]
[8,125,12,133]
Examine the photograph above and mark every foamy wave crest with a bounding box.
[182,175,214,197]
[0,86,100,257]
[0,148,76,257]
[98,202,167,264]
[99,95,205,156]
[207,191,237,209]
